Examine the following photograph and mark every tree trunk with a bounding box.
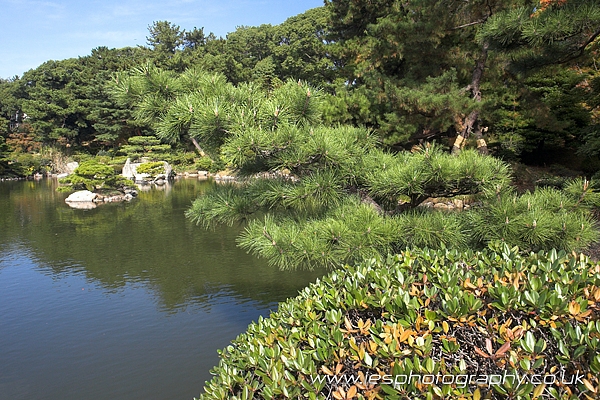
[452,42,489,155]
[190,137,206,157]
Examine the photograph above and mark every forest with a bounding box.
[0,1,598,174]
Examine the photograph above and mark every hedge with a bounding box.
[198,245,600,400]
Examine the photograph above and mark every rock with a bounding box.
[124,194,134,201]
[122,158,136,179]
[135,173,151,182]
[56,173,69,179]
[65,190,98,203]
[105,195,123,202]
[198,170,208,176]
[65,162,79,174]
[453,199,464,209]
[163,161,172,178]
[123,160,172,180]
[434,203,448,209]
[34,173,43,179]
[154,179,165,186]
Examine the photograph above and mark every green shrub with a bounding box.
[10,152,44,176]
[199,246,600,400]
[119,134,171,161]
[127,135,162,146]
[136,161,165,177]
[59,159,131,191]
[162,151,196,170]
[195,157,213,171]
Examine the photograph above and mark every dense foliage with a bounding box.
[322,0,600,160]
[106,62,599,268]
[199,246,600,399]
[59,159,130,192]
[135,161,167,177]
[126,65,599,269]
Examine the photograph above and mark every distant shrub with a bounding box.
[10,152,44,176]
[59,160,131,192]
[195,157,213,171]
[199,246,600,400]
[119,134,171,161]
[136,161,165,177]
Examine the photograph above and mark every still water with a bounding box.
[0,179,324,400]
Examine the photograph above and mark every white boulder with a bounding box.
[65,190,98,203]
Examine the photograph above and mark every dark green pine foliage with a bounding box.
[18,46,149,149]
[20,59,90,143]
[323,0,517,147]
[484,65,594,159]
[0,78,22,159]
[146,20,185,65]
[479,0,600,72]
[0,135,10,175]
[124,66,600,270]
[578,67,600,158]
[477,0,600,160]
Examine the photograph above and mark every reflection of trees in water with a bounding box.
[0,179,323,311]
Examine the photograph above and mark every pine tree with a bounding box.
[324,0,521,152]
[479,0,600,72]
[477,0,600,159]
[115,65,599,270]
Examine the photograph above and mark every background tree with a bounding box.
[323,0,513,151]
[271,7,335,88]
[220,24,277,84]
[20,59,90,145]
[183,27,207,50]
[184,8,334,88]
[146,21,185,55]
[478,0,600,163]
[18,47,148,151]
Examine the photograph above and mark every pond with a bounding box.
[0,178,324,400]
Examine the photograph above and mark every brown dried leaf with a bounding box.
[474,346,490,358]
[496,341,511,357]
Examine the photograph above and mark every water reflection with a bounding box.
[0,178,325,400]
[0,179,323,311]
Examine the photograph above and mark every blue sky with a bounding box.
[0,0,324,79]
